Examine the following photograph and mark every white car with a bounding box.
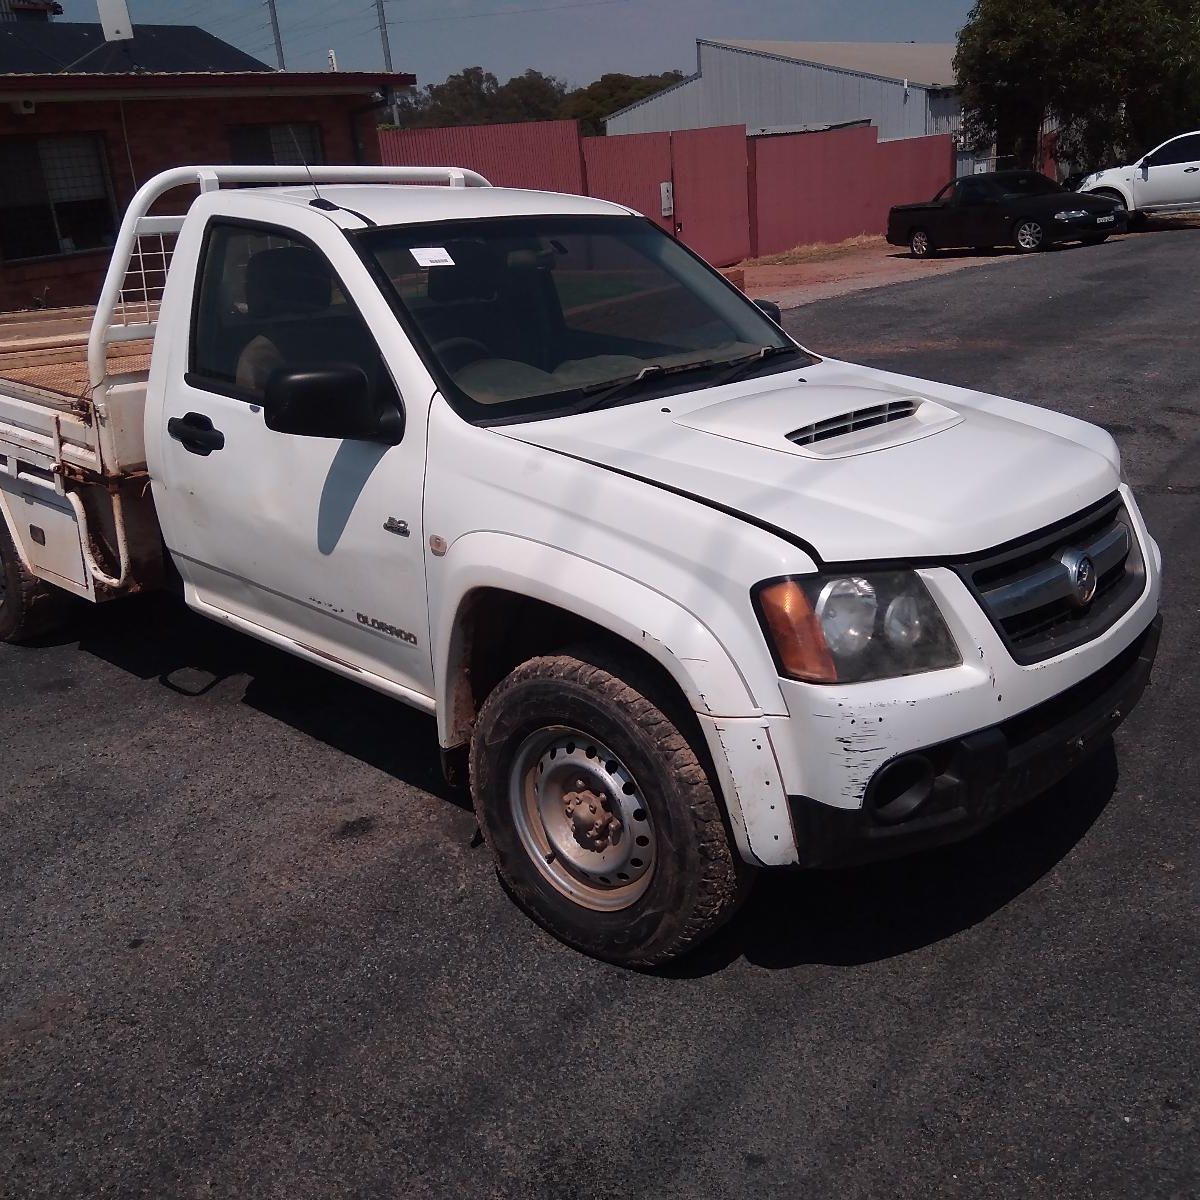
[1078,130,1200,220]
[0,166,1163,967]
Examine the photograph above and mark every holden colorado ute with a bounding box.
[0,166,1162,966]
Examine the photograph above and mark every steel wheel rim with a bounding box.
[912,232,929,256]
[1017,221,1043,250]
[509,727,657,912]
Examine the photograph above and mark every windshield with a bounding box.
[996,173,1064,198]
[357,215,813,423]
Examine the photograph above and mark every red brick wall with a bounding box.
[0,93,381,312]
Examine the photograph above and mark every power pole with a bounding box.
[267,0,286,70]
[375,0,400,125]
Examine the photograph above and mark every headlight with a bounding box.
[1055,209,1090,221]
[754,571,961,684]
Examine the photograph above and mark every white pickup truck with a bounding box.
[0,166,1162,966]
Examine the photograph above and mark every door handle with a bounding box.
[1185,166,1199,173]
[167,412,225,456]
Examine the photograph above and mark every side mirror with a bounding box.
[262,364,404,444]
[754,298,783,324]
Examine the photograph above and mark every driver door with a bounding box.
[153,219,435,698]
[1136,134,1200,209]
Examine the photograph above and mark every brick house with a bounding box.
[0,22,413,310]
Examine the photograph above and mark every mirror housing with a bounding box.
[262,365,404,444]
[754,298,783,324]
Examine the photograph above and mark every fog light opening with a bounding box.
[868,755,936,826]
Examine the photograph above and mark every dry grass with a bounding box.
[744,234,885,267]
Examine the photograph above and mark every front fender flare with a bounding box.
[430,532,796,867]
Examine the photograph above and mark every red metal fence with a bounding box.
[379,121,953,267]
[749,126,952,257]
[379,120,586,194]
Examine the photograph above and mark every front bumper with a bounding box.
[1050,210,1126,240]
[786,616,1160,867]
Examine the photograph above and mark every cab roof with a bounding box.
[263,184,636,227]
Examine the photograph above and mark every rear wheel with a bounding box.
[1014,219,1046,253]
[0,517,67,643]
[909,229,934,259]
[469,646,750,967]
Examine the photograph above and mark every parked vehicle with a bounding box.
[1077,131,1200,224]
[0,166,1162,966]
[888,171,1126,257]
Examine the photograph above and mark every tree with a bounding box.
[558,71,686,135]
[386,66,685,134]
[956,0,1200,169]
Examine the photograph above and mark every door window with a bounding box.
[190,222,392,402]
[955,179,994,205]
[1145,135,1200,167]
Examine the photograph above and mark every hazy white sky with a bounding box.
[58,0,974,87]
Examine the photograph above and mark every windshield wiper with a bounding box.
[574,358,717,412]
[710,345,803,388]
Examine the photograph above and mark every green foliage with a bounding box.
[956,0,1200,169]
[558,71,686,135]
[387,66,684,134]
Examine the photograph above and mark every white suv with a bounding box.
[1078,130,1200,221]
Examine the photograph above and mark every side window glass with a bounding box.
[191,223,390,401]
[1146,136,1200,167]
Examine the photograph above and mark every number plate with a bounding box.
[1097,215,1115,224]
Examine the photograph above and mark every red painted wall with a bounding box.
[379,120,585,194]
[750,127,954,257]
[0,93,380,312]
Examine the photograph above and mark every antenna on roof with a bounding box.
[97,0,133,42]
[285,123,326,206]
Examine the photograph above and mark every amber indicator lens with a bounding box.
[756,579,837,683]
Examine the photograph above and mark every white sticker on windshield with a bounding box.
[411,246,455,268]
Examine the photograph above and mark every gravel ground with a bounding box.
[1,226,1197,1199]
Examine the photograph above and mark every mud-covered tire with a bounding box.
[469,647,751,967]
[0,516,66,644]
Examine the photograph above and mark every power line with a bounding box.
[385,0,631,21]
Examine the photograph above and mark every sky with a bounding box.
[57,0,975,87]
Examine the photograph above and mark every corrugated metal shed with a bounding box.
[607,39,962,143]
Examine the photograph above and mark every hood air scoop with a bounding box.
[675,383,962,460]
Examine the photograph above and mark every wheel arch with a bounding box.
[431,534,784,865]
[1088,184,1134,211]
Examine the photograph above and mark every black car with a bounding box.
[887,170,1126,258]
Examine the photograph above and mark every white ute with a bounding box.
[0,166,1162,965]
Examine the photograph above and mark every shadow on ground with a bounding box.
[65,591,463,809]
[667,742,1117,976]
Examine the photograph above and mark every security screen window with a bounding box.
[229,122,325,166]
[0,134,118,261]
[360,215,814,423]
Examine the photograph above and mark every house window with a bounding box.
[229,123,325,167]
[0,134,117,262]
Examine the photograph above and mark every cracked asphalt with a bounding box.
[1,226,1197,1199]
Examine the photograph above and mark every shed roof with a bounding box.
[705,39,958,88]
[0,21,271,74]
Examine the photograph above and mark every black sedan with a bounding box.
[887,171,1126,258]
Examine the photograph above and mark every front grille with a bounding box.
[954,494,1146,664]
[788,399,917,446]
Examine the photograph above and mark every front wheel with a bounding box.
[0,517,67,643]
[470,647,750,967]
[1014,219,1046,253]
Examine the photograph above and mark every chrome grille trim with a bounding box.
[788,399,917,446]
[952,494,1144,665]
[982,522,1131,620]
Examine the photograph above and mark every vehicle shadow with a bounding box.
[68,592,464,810]
[664,742,1118,976]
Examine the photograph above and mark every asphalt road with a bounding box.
[2,228,1197,1199]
